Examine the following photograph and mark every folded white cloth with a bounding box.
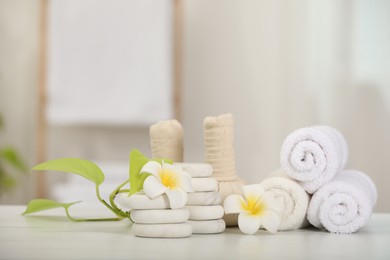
[132,223,192,238]
[188,219,226,234]
[307,170,377,233]
[130,209,189,224]
[260,169,310,231]
[280,126,349,193]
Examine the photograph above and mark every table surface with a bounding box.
[0,205,389,260]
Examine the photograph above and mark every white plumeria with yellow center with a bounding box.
[224,184,281,234]
[141,161,193,209]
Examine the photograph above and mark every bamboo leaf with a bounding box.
[32,158,105,185]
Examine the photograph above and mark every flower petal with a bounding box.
[260,210,281,234]
[143,176,167,199]
[161,162,178,172]
[165,188,188,209]
[238,213,261,235]
[140,161,162,179]
[243,184,265,202]
[224,194,246,214]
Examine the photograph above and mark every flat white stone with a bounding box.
[191,177,218,192]
[132,223,193,238]
[173,163,213,177]
[187,205,224,220]
[188,219,226,234]
[124,192,170,209]
[187,191,221,206]
[131,209,189,224]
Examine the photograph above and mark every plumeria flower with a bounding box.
[141,161,193,209]
[224,184,281,234]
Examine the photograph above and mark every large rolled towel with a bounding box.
[307,170,377,234]
[280,126,349,193]
[259,169,310,231]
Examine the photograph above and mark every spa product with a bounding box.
[203,113,245,226]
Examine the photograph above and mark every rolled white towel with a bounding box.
[307,170,377,234]
[259,169,310,231]
[280,126,349,193]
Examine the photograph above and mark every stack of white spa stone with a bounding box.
[126,193,192,238]
[175,163,226,234]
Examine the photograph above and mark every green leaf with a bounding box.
[32,158,105,185]
[1,146,28,172]
[129,149,151,195]
[128,149,172,195]
[22,199,80,215]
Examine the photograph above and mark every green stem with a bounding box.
[95,184,125,219]
[64,207,121,222]
[109,179,130,218]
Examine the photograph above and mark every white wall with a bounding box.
[182,0,390,212]
[1,0,389,213]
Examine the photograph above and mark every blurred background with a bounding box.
[0,0,389,212]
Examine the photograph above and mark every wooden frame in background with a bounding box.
[36,0,183,198]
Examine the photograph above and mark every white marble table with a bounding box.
[0,205,389,260]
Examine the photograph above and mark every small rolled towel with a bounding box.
[280,126,349,193]
[259,169,310,231]
[150,119,184,162]
[307,169,377,233]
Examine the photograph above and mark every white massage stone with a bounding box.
[191,177,218,192]
[188,219,226,234]
[132,223,193,238]
[130,209,189,224]
[126,193,170,209]
[173,163,213,177]
[187,205,224,220]
[187,191,221,206]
